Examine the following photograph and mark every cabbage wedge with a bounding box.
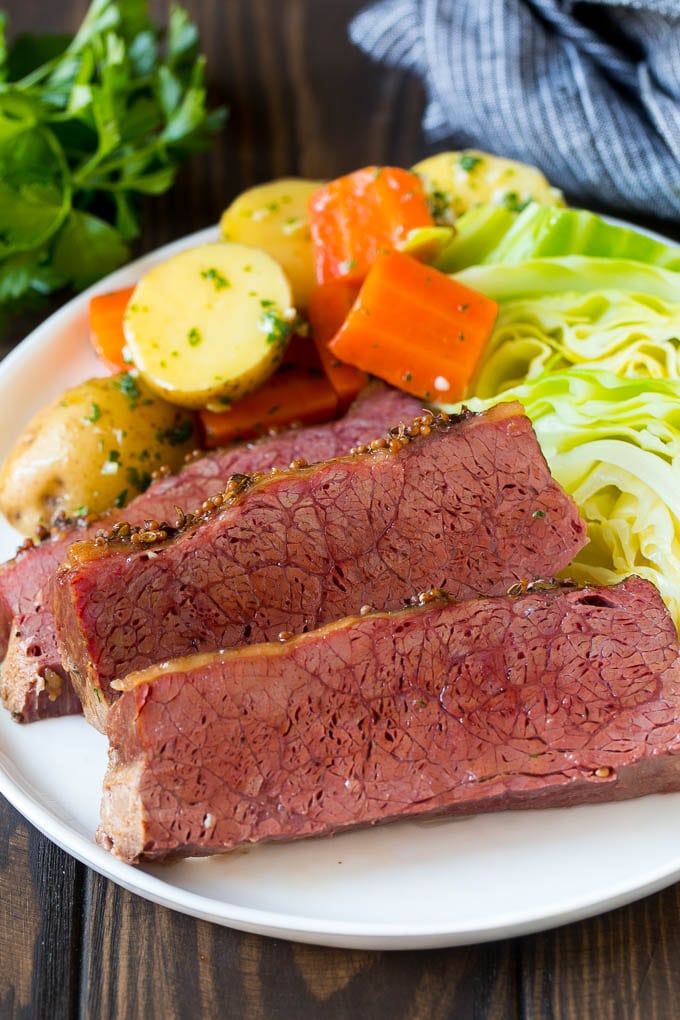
[453,257,680,398]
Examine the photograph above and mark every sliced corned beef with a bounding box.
[0,383,422,721]
[98,576,680,863]
[55,402,587,731]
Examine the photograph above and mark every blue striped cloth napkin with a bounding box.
[349,0,680,222]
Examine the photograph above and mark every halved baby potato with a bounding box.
[219,178,323,308]
[124,242,295,410]
[413,150,564,222]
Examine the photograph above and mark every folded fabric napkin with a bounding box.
[349,0,680,222]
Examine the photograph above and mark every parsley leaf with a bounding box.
[51,208,130,289]
[0,0,226,332]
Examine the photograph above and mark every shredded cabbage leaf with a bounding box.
[453,257,680,398]
[442,369,680,629]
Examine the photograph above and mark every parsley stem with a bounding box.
[74,141,161,187]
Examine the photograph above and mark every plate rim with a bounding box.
[3,741,680,949]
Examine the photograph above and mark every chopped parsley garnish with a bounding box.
[201,268,230,290]
[187,327,203,347]
[257,308,294,347]
[503,191,532,213]
[459,153,483,172]
[85,403,102,424]
[113,373,142,409]
[114,490,128,509]
[532,509,547,519]
[108,449,121,463]
[156,420,194,446]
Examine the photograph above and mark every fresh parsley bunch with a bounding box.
[0,0,225,327]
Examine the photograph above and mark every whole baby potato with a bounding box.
[0,373,197,536]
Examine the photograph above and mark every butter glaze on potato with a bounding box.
[123,241,296,410]
[219,178,323,309]
[0,373,196,536]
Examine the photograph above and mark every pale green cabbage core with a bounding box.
[440,370,680,629]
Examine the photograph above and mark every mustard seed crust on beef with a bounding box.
[0,383,421,721]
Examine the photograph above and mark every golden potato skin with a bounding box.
[0,374,196,536]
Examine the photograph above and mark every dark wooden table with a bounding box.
[3,2,680,1016]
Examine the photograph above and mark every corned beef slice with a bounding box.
[0,383,421,722]
[98,576,680,864]
[55,402,587,732]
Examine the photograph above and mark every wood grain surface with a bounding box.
[2,2,680,1017]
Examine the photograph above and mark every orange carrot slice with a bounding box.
[198,335,340,447]
[89,286,135,371]
[307,279,369,411]
[308,166,433,286]
[328,249,498,402]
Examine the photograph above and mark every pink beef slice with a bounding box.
[0,383,422,722]
[54,401,587,732]
[97,576,680,864]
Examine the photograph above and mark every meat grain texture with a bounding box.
[99,577,680,863]
[0,384,422,721]
[55,402,587,730]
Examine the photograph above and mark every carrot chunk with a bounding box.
[328,250,498,402]
[88,286,135,371]
[198,335,340,447]
[308,166,433,286]
[307,279,369,411]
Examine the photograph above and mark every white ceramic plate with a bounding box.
[2,227,680,951]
